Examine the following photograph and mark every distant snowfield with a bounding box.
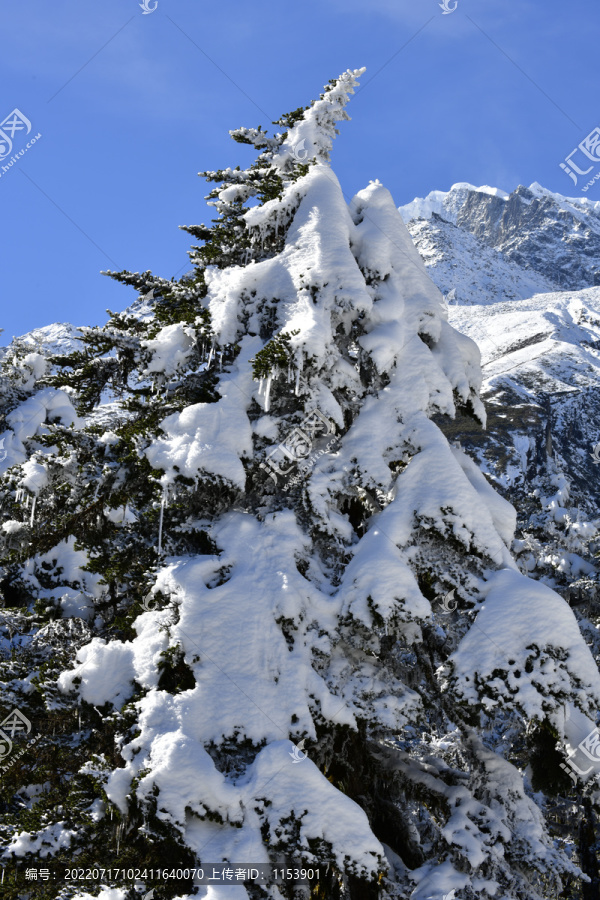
[447,287,600,398]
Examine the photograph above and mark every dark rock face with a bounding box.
[455,185,600,290]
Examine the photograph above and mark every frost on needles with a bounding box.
[1,68,600,900]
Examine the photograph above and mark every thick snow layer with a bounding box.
[349,181,485,417]
[0,387,80,475]
[374,415,512,564]
[271,68,365,169]
[209,167,372,357]
[184,740,384,875]
[20,458,49,494]
[303,181,504,595]
[2,821,77,857]
[58,638,137,707]
[143,322,195,377]
[58,611,166,704]
[145,336,256,489]
[61,511,386,876]
[450,445,516,547]
[447,568,600,719]
[351,181,445,360]
[21,536,105,620]
[183,172,488,523]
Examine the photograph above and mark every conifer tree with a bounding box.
[1,68,600,900]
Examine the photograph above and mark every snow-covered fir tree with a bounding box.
[2,68,600,900]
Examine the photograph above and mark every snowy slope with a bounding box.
[449,287,600,392]
[407,214,555,306]
[445,287,600,520]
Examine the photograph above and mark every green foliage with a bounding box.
[251,329,300,379]
[273,106,308,131]
[157,645,196,694]
[527,719,575,795]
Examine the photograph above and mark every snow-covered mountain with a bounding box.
[0,322,80,359]
[400,182,600,304]
[400,182,600,596]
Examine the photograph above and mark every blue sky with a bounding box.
[1,0,599,340]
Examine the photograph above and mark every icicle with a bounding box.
[207,342,214,369]
[295,367,301,396]
[287,362,292,383]
[158,485,167,554]
[219,351,223,372]
[29,495,36,528]
[264,373,272,413]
